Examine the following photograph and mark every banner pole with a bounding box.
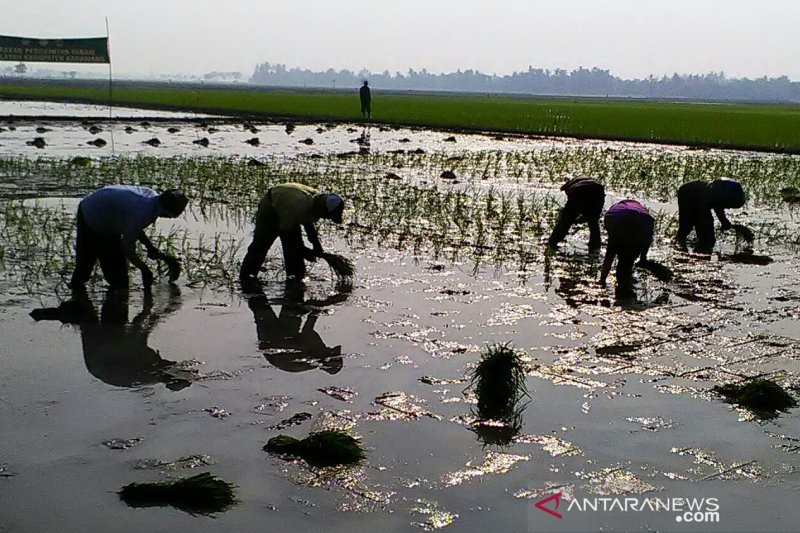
[105,17,115,155]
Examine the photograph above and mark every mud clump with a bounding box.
[245,137,260,146]
[35,126,52,134]
[444,136,457,142]
[284,123,295,134]
[26,137,46,148]
[385,172,401,180]
[118,472,237,515]
[721,253,773,265]
[299,138,314,145]
[143,138,161,147]
[264,430,365,467]
[714,379,798,419]
[399,137,411,143]
[167,127,180,134]
[87,138,107,147]
[780,187,800,204]
[440,170,457,180]
[88,125,102,134]
[124,126,136,133]
[193,137,210,147]
[247,158,265,166]
[70,156,92,166]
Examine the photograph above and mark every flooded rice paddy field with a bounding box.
[1,100,800,531]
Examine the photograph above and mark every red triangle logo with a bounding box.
[535,491,563,519]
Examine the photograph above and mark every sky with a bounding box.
[1,0,799,80]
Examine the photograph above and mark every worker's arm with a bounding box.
[122,240,154,288]
[599,242,616,286]
[303,222,324,258]
[713,207,732,231]
[138,232,181,281]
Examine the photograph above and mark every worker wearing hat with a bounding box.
[240,182,345,282]
[676,178,751,253]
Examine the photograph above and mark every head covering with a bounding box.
[710,178,745,209]
[159,189,189,217]
[325,193,344,224]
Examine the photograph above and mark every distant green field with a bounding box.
[1,81,799,152]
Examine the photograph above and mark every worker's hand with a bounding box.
[141,266,154,288]
[164,256,182,282]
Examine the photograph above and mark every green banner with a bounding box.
[0,35,109,64]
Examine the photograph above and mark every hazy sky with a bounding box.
[2,0,798,80]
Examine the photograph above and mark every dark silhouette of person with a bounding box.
[547,177,605,250]
[240,183,345,282]
[247,282,348,374]
[31,287,191,390]
[359,81,371,119]
[600,200,656,299]
[70,185,188,291]
[676,178,750,253]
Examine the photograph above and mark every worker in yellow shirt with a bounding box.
[239,182,345,282]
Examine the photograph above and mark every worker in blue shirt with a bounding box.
[69,185,188,291]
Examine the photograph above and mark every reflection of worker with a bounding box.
[70,185,188,291]
[240,183,345,282]
[600,200,655,298]
[676,178,751,253]
[247,282,348,374]
[547,177,605,250]
[31,287,191,390]
[359,81,371,119]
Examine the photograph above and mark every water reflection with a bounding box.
[32,287,192,390]
[247,281,349,374]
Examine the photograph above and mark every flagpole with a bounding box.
[105,17,115,154]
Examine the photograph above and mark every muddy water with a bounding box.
[1,101,800,532]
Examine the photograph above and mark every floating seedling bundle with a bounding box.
[467,343,529,445]
[118,472,237,515]
[714,379,798,419]
[264,430,365,467]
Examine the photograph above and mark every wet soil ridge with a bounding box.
[264,430,366,467]
[118,472,237,515]
[713,379,798,419]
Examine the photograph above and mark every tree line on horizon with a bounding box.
[250,62,800,103]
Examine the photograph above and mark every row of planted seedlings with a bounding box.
[2,147,799,296]
[340,143,800,205]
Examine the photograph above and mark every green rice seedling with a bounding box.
[264,430,366,467]
[714,379,798,419]
[118,472,237,515]
[468,343,529,423]
[319,252,355,281]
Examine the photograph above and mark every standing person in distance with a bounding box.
[676,178,752,253]
[360,80,371,119]
[70,185,188,291]
[547,176,605,250]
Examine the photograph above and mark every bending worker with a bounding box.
[240,182,345,282]
[547,176,605,250]
[70,185,188,291]
[599,199,658,298]
[676,178,751,253]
